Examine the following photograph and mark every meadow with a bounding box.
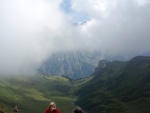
[0,75,77,113]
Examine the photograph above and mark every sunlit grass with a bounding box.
[24,88,49,101]
[0,75,77,113]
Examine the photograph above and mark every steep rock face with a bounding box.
[38,51,102,79]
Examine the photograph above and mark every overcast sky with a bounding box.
[0,0,150,76]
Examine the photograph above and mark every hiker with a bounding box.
[73,107,84,113]
[44,102,60,113]
[13,106,18,112]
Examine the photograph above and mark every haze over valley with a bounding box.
[0,0,150,76]
[0,0,150,113]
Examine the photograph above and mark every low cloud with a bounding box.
[71,0,150,57]
[0,0,150,76]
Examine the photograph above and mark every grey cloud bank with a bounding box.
[0,0,150,76]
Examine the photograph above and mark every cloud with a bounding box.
[0,0,150,76]
[71,0,150,57]
[0,0,65,76]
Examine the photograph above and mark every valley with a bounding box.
[1,0,150,113]
[0,56,150,113]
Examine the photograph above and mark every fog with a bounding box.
[0,0,150,76]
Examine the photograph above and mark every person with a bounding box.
[13,106,18,112]
[44,102,60,113]
[73,107,84,113]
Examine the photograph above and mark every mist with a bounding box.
[0,0,150,76]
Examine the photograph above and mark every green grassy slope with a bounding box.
[0,75,75,113]
[1,56,150,113]
[74,56,150,113]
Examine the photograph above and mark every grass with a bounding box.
[2,56,150,113]
[0,75,76,113]
[74,56,150,113]
[49,96,76,113]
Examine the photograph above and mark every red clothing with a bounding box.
[45,108,60,113]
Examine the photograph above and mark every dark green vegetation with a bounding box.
[1,56,150,113]
[75,56,150,113]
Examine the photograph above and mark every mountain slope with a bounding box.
[0,75,75,113]
[74,56,150,113]
[38,51,102,79]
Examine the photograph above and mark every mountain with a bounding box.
[1,56,150,113]
[38,51,102,79]
[72,20,87,26]
[74,56,150,113]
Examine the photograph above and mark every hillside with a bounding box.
[74,56,150,113]
[1,56,150,113]
[0,75,75,113]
